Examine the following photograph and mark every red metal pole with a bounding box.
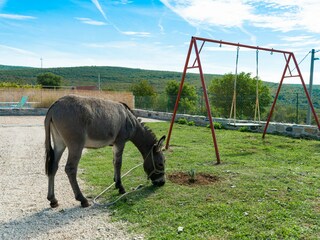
[262,53,292,138]
[165,37,194,149]
[193,38,221,164]
[291,54,320,129]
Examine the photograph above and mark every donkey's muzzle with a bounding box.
[152,176,165,187]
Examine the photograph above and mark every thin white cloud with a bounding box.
[0,13,36,20]
[0,44,37,56]
[158,18,164,34]
[90,0,151,37]
[75,17,106,26]
[113,0,133,4]
[91,0,107,20]
[121,31,151,37]
[160,0,320,33]
[84,41,138,49]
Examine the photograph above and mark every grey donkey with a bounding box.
[45,95,166,208]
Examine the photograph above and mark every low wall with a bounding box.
[0,108,47,116]
[1,107,319,140]
[133,109,320,140]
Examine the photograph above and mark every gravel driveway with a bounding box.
[0,116,143,240]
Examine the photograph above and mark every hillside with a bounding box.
[0,65,32,71]
[0,65,220,92]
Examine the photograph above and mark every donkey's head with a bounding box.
[144,135,166,187]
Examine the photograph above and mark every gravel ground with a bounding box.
[0,116,143,240]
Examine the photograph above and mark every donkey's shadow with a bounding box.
[0,206,97,239]
[0,185,158,239]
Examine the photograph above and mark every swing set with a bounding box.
[165,36,320,164]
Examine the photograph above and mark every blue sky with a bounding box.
[0,0,319,84]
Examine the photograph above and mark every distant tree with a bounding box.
[131,80,156,96]
[208,72,271,119]
[36,72,62,88]
[131,80,156,109]
[165,80,198,114]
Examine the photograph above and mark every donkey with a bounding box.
[44,95,166,208]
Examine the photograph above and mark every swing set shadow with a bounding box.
[165,36,320,164]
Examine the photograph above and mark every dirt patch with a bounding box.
[167,172,219,186]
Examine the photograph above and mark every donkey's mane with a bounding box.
[141,123,158,144]
[120,102,134,114]
[120,102,158,145]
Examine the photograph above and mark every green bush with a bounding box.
[207,122,224,129]
[239,126,250,132]
[187,121,195,126]
[0,82,41,88]
[177,118,188,125]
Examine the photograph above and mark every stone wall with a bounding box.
[1,106,319,140]
[134,109,320,140]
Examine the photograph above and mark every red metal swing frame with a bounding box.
[165,36,320,164]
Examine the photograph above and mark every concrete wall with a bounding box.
[1,106,319,140]
[0,108,47,116]
[134,109,320,140]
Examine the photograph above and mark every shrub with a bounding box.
[239,126,250,132]
[188,121,195,126]
[214,122,223,129]
[177,118,188,125]
[0,82,41,88]
[207,122,224,129]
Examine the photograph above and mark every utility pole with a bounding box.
[296,93,299,124]
[98,73,101,91]
[306,49,319,125]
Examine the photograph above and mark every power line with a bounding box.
[291,51,310,72]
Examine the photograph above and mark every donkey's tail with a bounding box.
[44,108,54,176]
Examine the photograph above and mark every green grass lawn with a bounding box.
[80,122,320,239]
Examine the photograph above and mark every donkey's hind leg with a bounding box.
[47,134,66,208]
[65,147,89,207]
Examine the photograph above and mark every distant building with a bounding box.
[75,86,98,91]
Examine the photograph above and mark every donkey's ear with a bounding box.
[154,135,166,152]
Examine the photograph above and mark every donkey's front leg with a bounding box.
[113,144,126,194]
[47,139,65,208]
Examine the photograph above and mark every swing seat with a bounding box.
[227,122,261,127]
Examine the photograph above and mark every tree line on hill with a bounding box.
[0,65,319,124]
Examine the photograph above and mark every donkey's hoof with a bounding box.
[81,200,90,208]
[118,188,126,195]
[50,200,59,208]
